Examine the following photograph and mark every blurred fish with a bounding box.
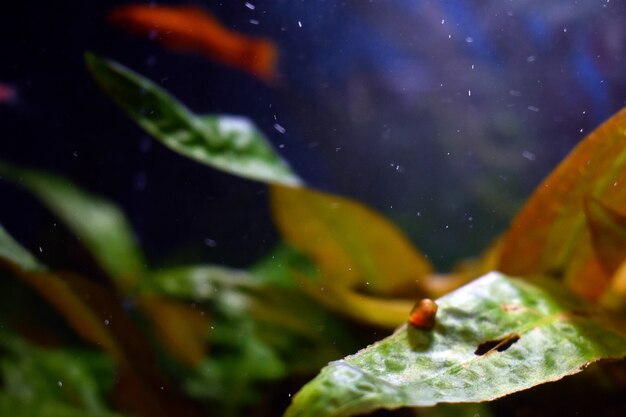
[0,82,17,104]
[109,4,278,83]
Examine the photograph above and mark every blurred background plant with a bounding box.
[2,1,626,417]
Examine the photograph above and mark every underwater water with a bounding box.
[1,0,625,269]
[2,2,626,417]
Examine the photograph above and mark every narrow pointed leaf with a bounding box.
[0,224,45,272]
[497,107,626,297]
[0,162,144,287]
[284,273,626,417]
[270,184,433,296]
[85,53,301,186]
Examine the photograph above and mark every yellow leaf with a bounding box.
[269,184,433,297]
[295,274,415,329]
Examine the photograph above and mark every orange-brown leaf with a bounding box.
[584,197,626,274]
[497,107,626,297]
[137,295,209,367]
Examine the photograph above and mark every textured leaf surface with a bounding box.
[86,53,300,186]
[497,107,626,298]
[270,185,432,296]
[0,162,144,286]
[284,273,626,417]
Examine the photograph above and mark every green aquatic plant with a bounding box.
[2,53,626,417]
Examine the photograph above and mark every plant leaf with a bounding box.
[0,224,45,272]
[0,224,200,417]
[0,161,145,287]
[0,330,120,416]
[283,272,626,417]
[270,184,433,297]
[496,107,626,298]
[0,224,121,357]
[135,295,209,367]
[584,197,626,274]
[295,276,415,328]
[85,53,301,186]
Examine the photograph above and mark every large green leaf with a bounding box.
[85,53,301,186]
[284,272,626,417]
[0,162,144,287]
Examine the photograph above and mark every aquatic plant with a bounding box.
[2,52,626,417]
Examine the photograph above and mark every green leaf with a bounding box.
[0,224,45,272]
[139,264,257,300]
[139,263,352,344]
[0,161,145,287]
[0,330,122,417]
[251,243,318,288]
[284,272,626,417]
[85,53,302,186]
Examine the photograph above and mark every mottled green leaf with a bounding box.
[85,53,301,186]
[0,162,144,287]
[284,273,626,417]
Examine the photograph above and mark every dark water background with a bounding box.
[1,0,625,271]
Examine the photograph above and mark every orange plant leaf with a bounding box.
[497,107,626,298]
[270,184,433,297]
[584,197,626,274]
[137,295,209,367]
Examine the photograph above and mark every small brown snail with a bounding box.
[408,298,438,330]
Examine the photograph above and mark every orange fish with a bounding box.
[109,4,278,83]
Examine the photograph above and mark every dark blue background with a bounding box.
[1,0,625,270]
